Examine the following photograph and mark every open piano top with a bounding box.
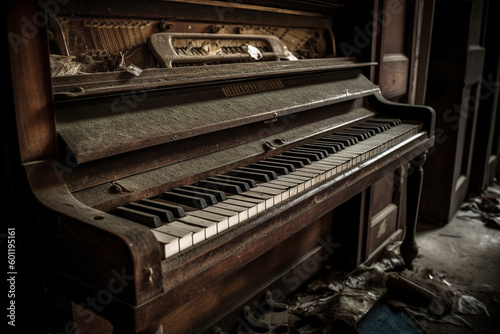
[9,1,436,333]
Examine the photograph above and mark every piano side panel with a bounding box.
[24,162,165,307]
[7,0,57,164]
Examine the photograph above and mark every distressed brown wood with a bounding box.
[161,212,333,333]
[56,70,379,164]
[365,172,399,258]
[400,153,427,267]
[6,0,57,164]
[4,1,436,333]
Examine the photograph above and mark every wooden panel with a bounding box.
[160,212,333,333]
[382,0,407,54]
[372,0,410,101]
[370,171,395,214]
[380,55,410,99]
[7,0,57,163]
[367,203,398,256]
[365,171,399,258]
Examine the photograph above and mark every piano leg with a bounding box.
[400,152,427,268]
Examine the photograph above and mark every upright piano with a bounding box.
[5,1,435,333]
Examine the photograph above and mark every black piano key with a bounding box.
[292,147,327,159]
[285,149,322,161]
[180,185,227,202]
[161,191,208,209]
[335,131,367,141]
[114,206,162,228]
[295,146,329,157]
[210,174,257,188]
[267,156,305,168]
[314,139,345,150]
[249,163,289,175]
[195,180,243,194]
[171,188,218,205]
[303,143,337,153]
[341,129,372,139]
[274,153,311,165]
[228,169,271,182]
[360,121,390,131]
[139,199,186,218]
[207,177,251,191]
[351,126,378,135]
[259,160,296,173]
[323,135,357,145]
[126,202,175,222]
[237,167,277,180]
[367,118,401,126]
[352,125,383,133]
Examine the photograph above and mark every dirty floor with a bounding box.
[411,189,500,333]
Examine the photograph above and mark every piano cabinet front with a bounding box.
[61,160,424,334]
[158,165,419,333]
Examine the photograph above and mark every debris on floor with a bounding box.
[232,240,490,333]
[457,183,500,229]
[383,263,489,329]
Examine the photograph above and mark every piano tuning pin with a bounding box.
[242,305,270,333]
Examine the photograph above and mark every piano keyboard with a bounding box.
[110,119,419,258]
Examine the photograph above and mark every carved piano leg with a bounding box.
[400,153,427,268]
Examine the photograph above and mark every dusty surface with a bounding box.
[413,188,500,333]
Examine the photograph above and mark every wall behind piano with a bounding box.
[334,0,435,104]
[420,0,487,224]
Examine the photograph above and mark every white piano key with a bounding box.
[268,179,299,196]
[188,210,230,232]
[213,202,248,222]
[279,176,306,192]
[203,206,239,228]
[229,195,266,213]
[168,221,206,244]
[224,199,259,217]
[178,215,218,238]
[150,230,179,258]
[239,190,274,209]
[153,225,193,251]
[259,182,293,199]
[251,186,283,204]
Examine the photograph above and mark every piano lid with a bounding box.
[55,62,379,164]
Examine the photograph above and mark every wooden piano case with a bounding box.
[4,1,435,333]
